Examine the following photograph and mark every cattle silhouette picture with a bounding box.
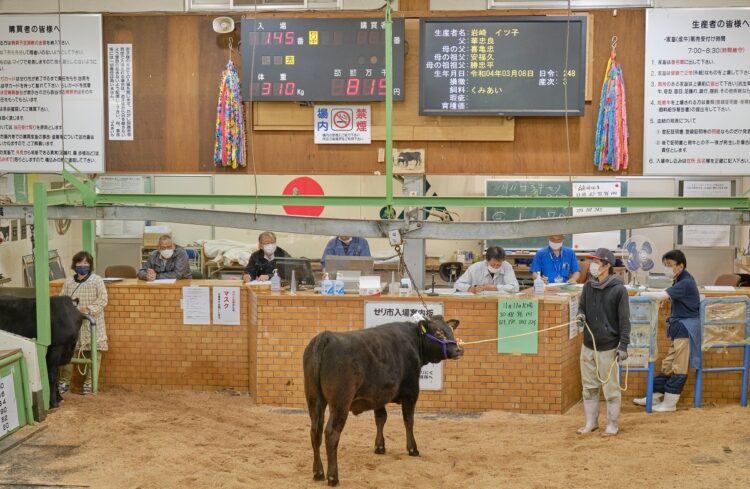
[392,148,425,174]
[303,315,462,486]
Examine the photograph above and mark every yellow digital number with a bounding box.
[309,31,318,45]
[285,55,295,65]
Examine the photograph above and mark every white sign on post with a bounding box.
[0,14,104,173]
[682,180,732,246]
[107,44,133,141]
[364,302,444,391]
[644,9,750,175]
[314,105,371,144]
[0,371,21,437]
[213,287,240,325]
[572,182,623,251]
[182,286,210,325]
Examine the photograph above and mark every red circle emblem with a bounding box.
[282,177,325,217]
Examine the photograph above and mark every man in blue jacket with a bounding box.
[321,236,371,269]
[530,234,581,284]
[637,249,701,412]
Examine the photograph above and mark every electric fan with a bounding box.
[621,235,659,286]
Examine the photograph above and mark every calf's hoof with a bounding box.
[313,471,325,481]
[327,476,339,486]
[374,445,386,454]
[408,448,420,457]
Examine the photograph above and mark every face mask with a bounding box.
[549,241,563,251]
[665,266,677,278]
[263,244,276,255]
[160,249,174,259]
[589,262,601,278]
[75,266,90,276]
[339,237,352,245]
[487,264,501,274]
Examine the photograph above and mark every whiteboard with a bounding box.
[95,176,146,238]
[644,8,750,175]
[0,14,104,173]
[572,181,624,251]
[680,180,732,247]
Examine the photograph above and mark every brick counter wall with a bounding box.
[251,293,582,414]
[51,281,251,391]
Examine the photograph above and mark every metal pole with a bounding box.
[384,0,394,215]
[32,182,51,410]
[82,179,96,260]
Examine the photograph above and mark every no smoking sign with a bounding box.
[314,105,371,144]
[331,109,353,131]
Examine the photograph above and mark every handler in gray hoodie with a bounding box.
[575,248,631,436]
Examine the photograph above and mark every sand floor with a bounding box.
[1,389,749,489]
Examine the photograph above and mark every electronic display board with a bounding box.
[240,18,405,102]
[419,16,587,116]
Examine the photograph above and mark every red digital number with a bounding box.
[274,82,284,95]
[284,82,296,96]
[261,32,271,45]
[285,31,295,45]
[261,82,271,96]
[365,79,376,96]
[346,78,360,96]
[273,32,283,44]
[378,78,386,96]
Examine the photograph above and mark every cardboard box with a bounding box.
[742,255,750,266]
[143,232,168,247]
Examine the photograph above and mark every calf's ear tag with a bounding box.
[419,321,427,334]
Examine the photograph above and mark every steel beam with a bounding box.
[0,205,745,240]
[32,182,51,411]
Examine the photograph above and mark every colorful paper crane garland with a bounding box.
[213,59,245,169]
[594,44,629,171]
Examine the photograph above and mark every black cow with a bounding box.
[396,151,422,167]
[0,295,87,408]
[303,315,462,486]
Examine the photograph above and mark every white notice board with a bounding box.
[0,372,21,437]
[364,302,444,391]
[572,181,623,251]
[0,14,104,173]
[182,286,210,325]
[681,180,732,247]
[644,9,750,175]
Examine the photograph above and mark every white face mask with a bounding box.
[487,264,501,274]
[263,244,276,255]
[339,237,352,245]
[160,248,174,259]
[549,241,563,251]
[589,262,601,278]
[664,265,677,278]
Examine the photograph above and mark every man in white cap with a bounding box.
[575,247,630,436]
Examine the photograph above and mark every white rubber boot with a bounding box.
[577,400,599,434]
[633,393,663,406]
[653,393,680,412]
[601,401,620,436]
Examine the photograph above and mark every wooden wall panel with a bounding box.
[104,10,645,175]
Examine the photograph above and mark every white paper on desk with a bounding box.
[479,290,510,296]
[247,280,271,285]
[182,286,210,324]
[147,278,176,284]
[424,288,457,296]
[452,291,474,297]
[703,285,736,292]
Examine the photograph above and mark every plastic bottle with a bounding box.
[321,273,334,296]
[270,269,281,292]
[533,274,545,295]
[334,274,345,295]
[290,269,297,295]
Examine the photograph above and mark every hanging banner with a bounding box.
[498,299,538,354]
[213,286,240,325]
[107,43,133,141]
[364,301,444,391]
[0,14,104,173]
[314,105,371,144]
[644,9,750,175]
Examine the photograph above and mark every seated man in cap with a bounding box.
[575,247,630,437]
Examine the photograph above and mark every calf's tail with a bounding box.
[303,332,333,401]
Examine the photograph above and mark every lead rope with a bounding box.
[460,318,628,391]
[393,244,431,317]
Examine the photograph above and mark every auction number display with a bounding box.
[240,18,405,101]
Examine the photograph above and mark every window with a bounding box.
[488,0,653,8]
[187,0,341,10]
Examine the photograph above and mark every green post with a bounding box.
[32,182,51,410]
[384,0,394,216]
[82,177,96,258]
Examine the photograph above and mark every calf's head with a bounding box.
[418,315,462,362]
